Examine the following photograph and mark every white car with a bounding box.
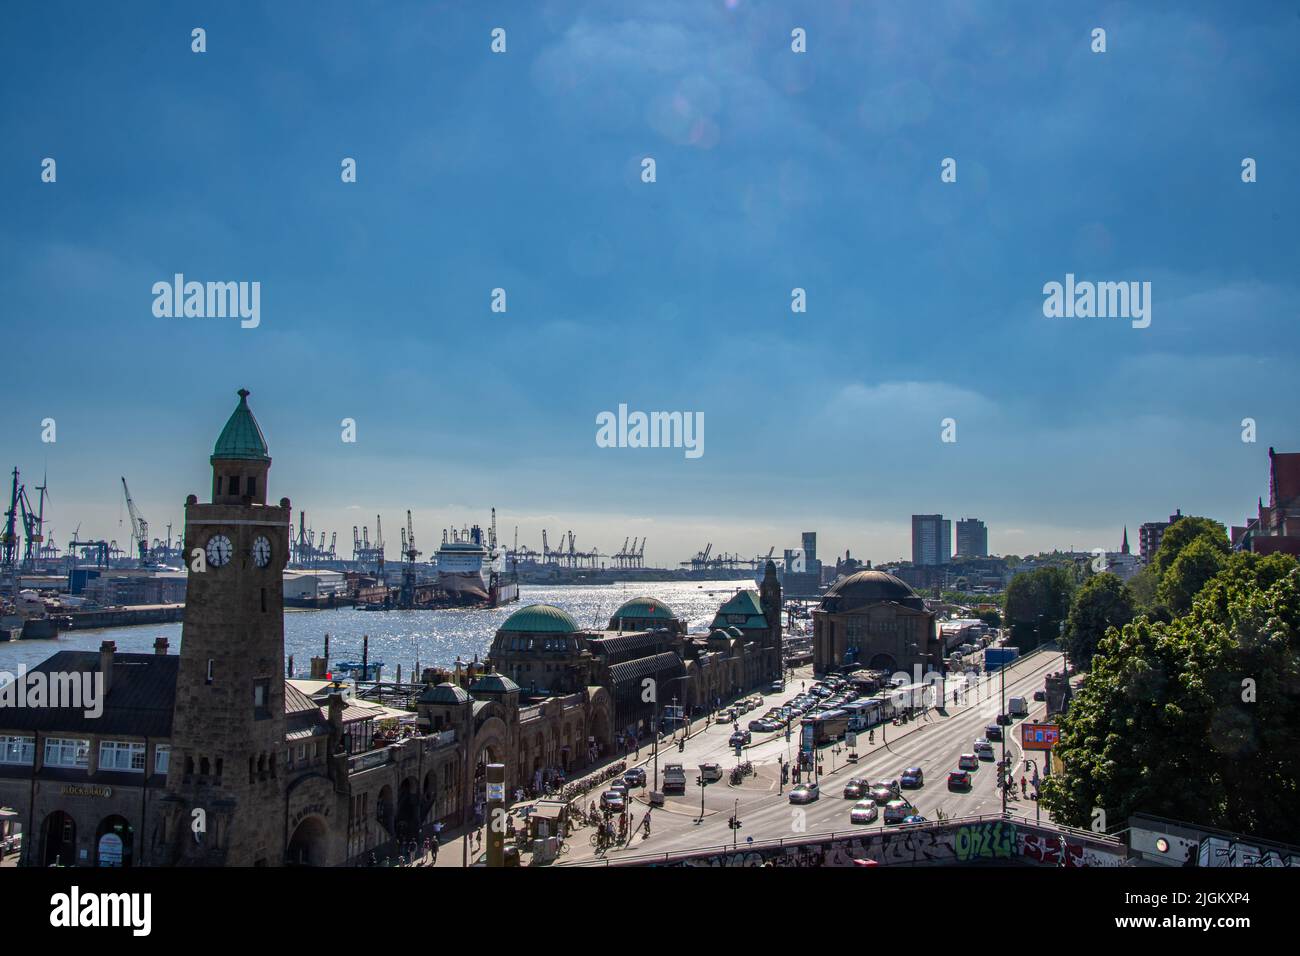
[850,800,879,824]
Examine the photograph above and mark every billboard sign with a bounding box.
[1020,723,1059,751]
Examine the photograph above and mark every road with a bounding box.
[560,646,1068,864]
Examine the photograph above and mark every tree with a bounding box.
[1157,536,1228,615]
[1041,553,1300,843]
[1150,516,1229,578]
[1063,572,1135,670]
[1004,566,1074,650]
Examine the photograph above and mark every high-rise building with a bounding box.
[912,514,951,566]
[955,518,989,558]
[1139,509,1182,564]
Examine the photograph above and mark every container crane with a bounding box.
[121,477,151,564]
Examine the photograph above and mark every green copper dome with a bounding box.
[211,388,270,462]
[610,596,676,625]
[500,603,578,634]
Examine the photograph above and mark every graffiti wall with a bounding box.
[649,819,1126,868]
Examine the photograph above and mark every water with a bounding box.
[0,580,755,680]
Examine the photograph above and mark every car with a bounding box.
[900,767,924,788]
[995,713,1012,726]
[729,731,752,746]
[768,680,785,693]
[868,786,895,805]
[1033,689,1047,702]
[973,740,995,760]
[789,783,820,804]
[698,762,724,782]
[600,790,626,811]
[883,800,910,824]
[984,724,1003,741]
[623,767,646,787]
[873,778,900,794]
[749,719,775,733]
[948,769,971,790]
[842,778,870,799]
[850,800,879,824]
[958,753,979,771]
[903,814,928,824]
[719,708,737,722]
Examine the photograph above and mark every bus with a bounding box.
[889,682,938,713]
[842,699,885,731]
[869,692,897,721]
[800,709,850,747]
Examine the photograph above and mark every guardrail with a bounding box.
[560,809,1122,867]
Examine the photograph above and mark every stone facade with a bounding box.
[812,570,940,675]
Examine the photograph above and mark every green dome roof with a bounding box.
[212,388,270,462]
[418,682,471,705]
[470,672,521,695]
[500,603,578,634]
[611,596,676,623]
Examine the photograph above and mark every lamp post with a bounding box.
[999,657,1007,815]
[1023,757,1041,824]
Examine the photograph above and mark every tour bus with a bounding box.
[800,709,850,746]
[842,699,885,731]
[869,692,897,721]
[889,682,938,713]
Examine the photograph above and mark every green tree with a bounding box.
[1041,553,1300,843]
[1004,566,1074,650]
[1064,572,1135,670]
[1127,562,1161,612]
[1150,516,1229,578]
[1157,536,1228,615]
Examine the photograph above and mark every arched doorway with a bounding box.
[868,653,897,672]
[95,815,133,867]
[395,777,421,840]
[41,811,76,867]
[286,815,328,866]
[376,784,395,837]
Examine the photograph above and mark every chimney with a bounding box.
[154,637,169,656]
[99,640,116,693]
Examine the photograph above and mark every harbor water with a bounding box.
[0,581,754,680]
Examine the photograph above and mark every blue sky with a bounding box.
[2,1,1297,566]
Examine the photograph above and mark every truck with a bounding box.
[1008,696,1029,717]
[984,647,1020,671]
[662,763,687,794]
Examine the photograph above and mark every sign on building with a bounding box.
[1020,723,1059,751]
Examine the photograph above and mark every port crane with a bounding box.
[2,467,21,571]
[398,510,421,607]
[120,476,153,565]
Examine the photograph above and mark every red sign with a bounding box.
[1020,723,1059,751]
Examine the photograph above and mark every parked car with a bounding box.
[883,800,910,824]
[842,778,870,799]
[768,680,785,693]
[789,783,820,804]
[719,708,737,722]
[948,769,972,790]
[850,800,879,824]
[749,719,774,733]
[900,767,924,788]
[623,767,646,787]
[958,753,979,771]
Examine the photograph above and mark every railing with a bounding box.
[559,810,1123,867]
[346,729,457,774]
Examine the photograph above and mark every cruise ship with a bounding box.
[434,521,519,606]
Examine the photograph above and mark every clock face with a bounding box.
[206,534,233,568]
[252,536,272,568]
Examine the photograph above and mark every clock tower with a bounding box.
[161,388,292,866]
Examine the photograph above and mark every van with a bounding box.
[663,763,687,793]
[1008,696,1029,717]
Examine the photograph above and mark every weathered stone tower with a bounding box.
[759,559,783,680]
[161,389,291,865]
